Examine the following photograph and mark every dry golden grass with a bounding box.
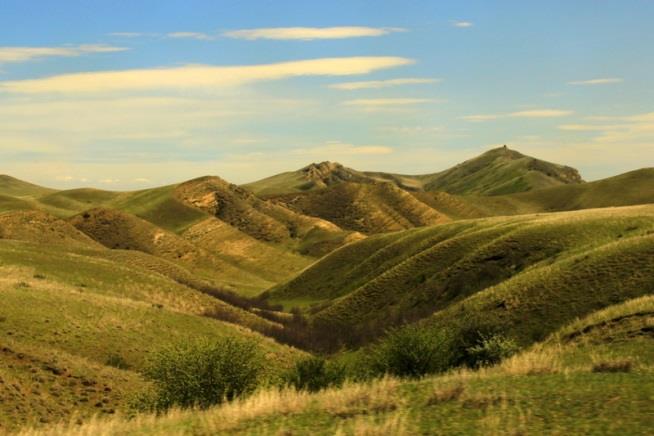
[498,346,563,376]
[334,411,411,436]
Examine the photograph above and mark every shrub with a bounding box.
[105,353,130,370]
[286,356,345,392]
[466,333,518,367]
[370,325,452,378]
[141,337,262,411]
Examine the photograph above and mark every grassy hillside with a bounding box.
[273,181,448,234]
[419,146,583,195]
[0,175,55,198]
[0,235,304,431]
[268,205,654,348]
[20,296,653,435]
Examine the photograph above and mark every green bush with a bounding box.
[142,337,262,411]
[286,356,345,392]
[370,325,452,378]
[466,333,518,367]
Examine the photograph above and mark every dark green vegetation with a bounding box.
[140,337,263,411]
[2,146,653,434]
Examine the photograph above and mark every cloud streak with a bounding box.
[0,56,414,94]
[452,21,474,28]
[167,32,214,40]
[568,78,623,85]
[0,44,127,64]
[224,26,404,40]
[462,109,573,121]
[329,77,439,90]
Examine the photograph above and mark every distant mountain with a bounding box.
[245,146,584,197]
[417,146,583,195]
[243,161,374,196]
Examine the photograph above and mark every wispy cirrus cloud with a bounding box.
[293,141,393,156]
[452,21,474,28]
[0,56,413,94]
[167,32,215,40]
[0,44,127,64]
[462,109,573,121]
[509,109,573,118]
[329,77,439,90]
[568,77,623,85]
[224,26,405,40]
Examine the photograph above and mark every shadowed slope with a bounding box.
[273,181,448,234]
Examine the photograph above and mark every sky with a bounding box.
[1,0,653,190]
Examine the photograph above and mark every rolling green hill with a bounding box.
[268,205,654,348]
[418,146,583,195]
[0,236,304,432]
[0,175,55,198]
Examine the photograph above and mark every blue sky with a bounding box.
[1,0,653,189]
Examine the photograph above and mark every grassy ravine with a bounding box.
[18,296,654,435]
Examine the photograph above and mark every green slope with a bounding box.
[0,236,304,431]
[0,175,56,198]
[419,146,583,195]
[268,205,654,347]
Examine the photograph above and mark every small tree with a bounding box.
[142,336,262,411]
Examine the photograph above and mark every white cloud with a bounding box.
[294,141,393,156]
[99,178,120,184]
[509,109,573,118]
[462,109,573,121]
[568,78,623,85]
[224,26,405,40]
[558,124,623,131]
[0,44,127,64]
[167,32,214,41]
[452,21,474,28]
[133,177,151,183]
[329,77,439,90]
[0,56,413,94]
[343,98,435,107]
[460,114,501,122]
